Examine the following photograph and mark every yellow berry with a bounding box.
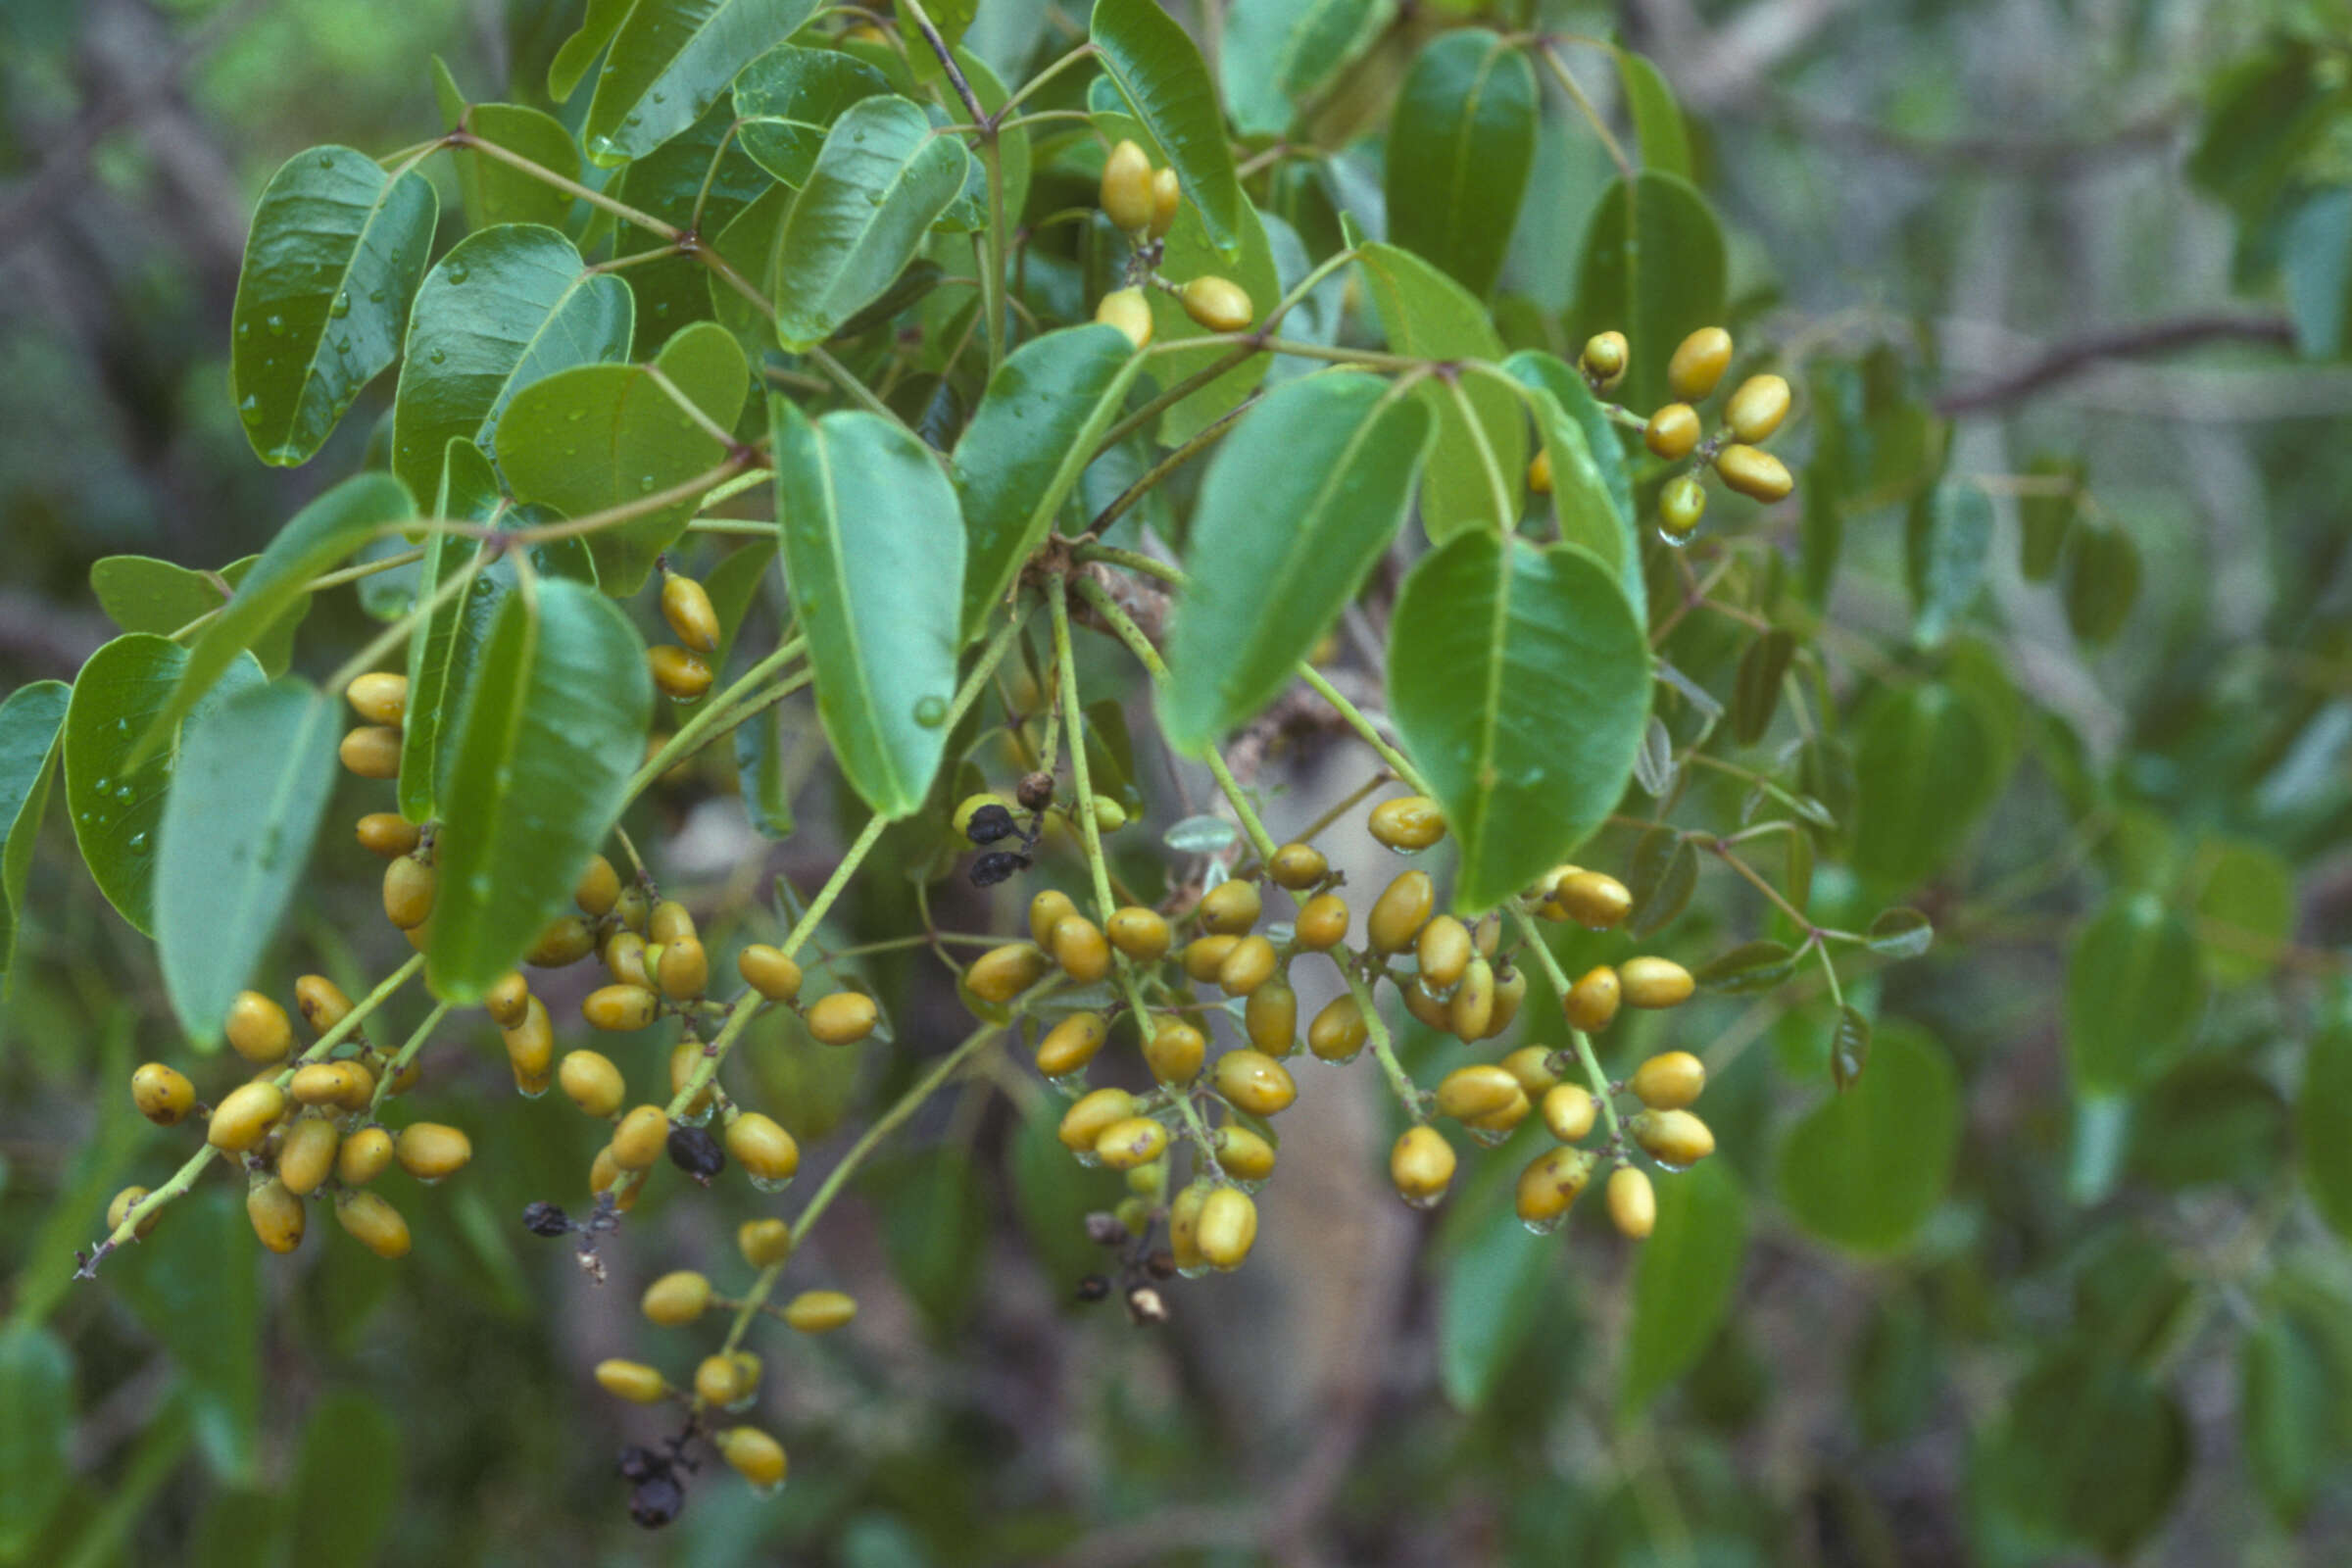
[1306,995,1367,1061]
[395,1122,471,1181]
[355,811,421,858]
[573,853,620,917]
[1541,1083,1597,1143]
[649,899,696,946]
[1608,1165,1657,1239]
[1294,893,1349,952]
[596,1360,668,1403]
[1390,1125,1457,1207]
[1148,166,1181,239]
[1212,1050,1297,1117]
[1644,402,1700,461]
[642,1270,711,1326]
[1400,976,1450,1034]
[1106,906,1171,961]
[694,1352,748,1406]
[1216,934,1278,997]
[131,1062,195,1125]
[1631,1108,1715,1167]
[1555,871,1633,930]
[1724,373,1789,442]
[1564,965,1622,1033]
[806,991,878,1046]
[1142,1017,1207,1085]
[1169,1180,1209,1270]
[337,1126,394,1186]
[1660,474,1707,539]
[247,1176,306,1253]
[108,1185,159,1240]
[1366,870,1434,956]
[1435,1064,1522,1123]
[1668,326,1734,402]
[661,572,722,654]
[293,974,352,1038]
[1179,934,1238,984]
[738,1218,793,1268]
[1198,879,1262,935]
[725,1113,800,1184]
[1630,1051,1707,1110]
[583,983,660,1032]
[484,970,531,1030]
[1049,916,1110,983]
[966,943,1049,1004]
[1035,1012,1107,1078]
[1243,980,1298,1056]
[1059,1088,1140,1153]
[659,936,709,1001]
[715,1426,788,1489]
[344,671,410,726]
[1416,915,1472,991]
[278,1115,341,1196]
[1716,443,1793,503]
[1096,287,1153,349]
[338,724,401,778]
[1100,138,1155,230]
[526,914,596,968]
[612,1104,670,1170]
[1214,1124,1276,1181]
[1095,1115,1169,1170]
[1516,1148,1595,1226]
[334,1190,411,1258]
[1484,965,1526,1040]
[502,995,555,1095]
[1528,446,1553,495]
[780,1289,858,1338]
[738,944,804,1003]
[1197,1186,1257,1270]
[1447,957,1496,1042]
[612,887,650,933]
[1367,795,1446,852]
[649,645,712,701]
[1501,1045,1561,1096]
[668,1038,714,1121]
[1581,330,1629,388]
[208,1081,285,1153]
[1179,275,1253,333]
[1620,956,1694,1009]
[589,1147,641,1210]
[1268,842,1327,890]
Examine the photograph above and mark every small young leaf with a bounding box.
[2061,519,2141,646]
[1162,373,1432,752]
[1501,350,1642,619]
[90,556,309,678]
[1164,814,1238,856]
[1864,906,1934,959]
[1622,825,1696,938]
[427,580,654,1001]
[1905,478,1992,648]
[1632,714,1676,797]
[1829,1004,1872,1090]
[1730,629,1796,746]
[1851,680,2005,891]
[733,705,798,841]
[1386,30,1538,301]
[2016,453,2082,580]
[1691,939,1800,995]
[230,147,437,466]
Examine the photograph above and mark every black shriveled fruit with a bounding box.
[523,1200,573,1238]
[629,1475,683,1528]
[971,850,1029,887]
[965,804,1019,844]
[666,1124,726,1180]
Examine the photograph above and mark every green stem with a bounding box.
[897,0,985,122]
[1082,395,1256,538]
[1506,908,1623,1144]
[167,550,423,644]
[449,128,678,239]
[1072,542,1181,584]
[367,1002,453,1115]
[1049,576,1118,921]
[1812,937,1845,1009]
[1342,963,1426,1122]
[981,137,1009,373]
[1092,345,1261,456]
[805,344,901,423]
[989,41,1097,122]
[1534,45,1634,181]
[627,636,808,800]
[1295,662,1431,796]
[321,551,486,698]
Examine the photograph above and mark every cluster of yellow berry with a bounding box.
[1092,139,1255,349]
[1532,324,1794,543]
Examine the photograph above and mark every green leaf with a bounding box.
[1131,152,1280,444]
[1437,1176,1555,1411]
[2284,188,2352,359]
[432,62,582,232]
[951,323,1148,643]
[1622,1159,1746,1412]
[1385,30,1538,301]
[426,579,653,1002]
[134,473,414,766]
[2300,1023,2352,1243]
[548,0,635,102]
[1163,373,1433,751]
[1356,242,1525,540]
[761,96,969,352]
[2191,836,2293,986]
[733,43,895,187]
[582,0,823,167]
[1730,628,1794,746]
[1977,1343,2188,1558]
[603,98,775,355]
[230,146,437,466]
[2127,1059,2285,1192]
[89,556,309,678]
[935,49,1033,238]
[732,705,797,840]
[1692,939,1800,995]
[1090,0,1247,257]
[1778,1021,1959,1253]
[1829,1003,1871,1090]
[1501,350,1642,619]
[1221,0,1393,137]
[287,1391,402,1568]
[390,224,635,507]
[1808,345,1940,514]
[1850,679,2004,891]
[2184,39,2349,227]
[1864,906,1934,959]
[1565,172,1725,416]
[770,398,965,819]
[2065,893,2206,1097]
[0,681,70,983]
[155,680,339,1048]
[497,318,750,594]
[2241,1309,2333,1525]
[111,1188,260,1478]
[0,1323,73,1559]
[2060,518,2140,646]
[65,637,267,937]
[881,1146,988,1335]
[2016,453,2080,580]
[1623,825,1695,938]
[1905,478,1991,648]
[1613,48,1690,177]
[1387,533,1650,911]
[703,534,780,678]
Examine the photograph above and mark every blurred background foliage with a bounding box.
[5,0,2352,1564]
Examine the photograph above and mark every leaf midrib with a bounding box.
[275,160,423,451]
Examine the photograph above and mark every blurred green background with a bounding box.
[6,0,2352,1564]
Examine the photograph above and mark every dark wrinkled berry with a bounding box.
[1016,771,1055,811]
[964,804,1019,844]
[970,850,1029,887]
[1146,1250,1177,1280]
[629,1474,684,1528]
[666,1124,726,1181]
[1076,1275,1111,1302]
[523,1200,573,1237]
[618,1446,662,1483]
